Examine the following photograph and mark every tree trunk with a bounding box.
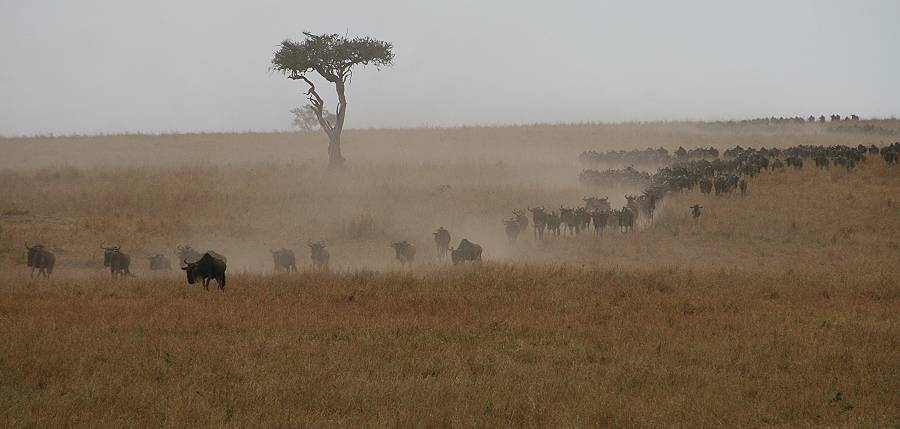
[328,134,344,167]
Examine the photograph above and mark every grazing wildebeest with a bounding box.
[390,241,416,268]
[690,205,703,220]
[590,210,610,236]
[739,179,748,196]
[308,240,330,271]
[146,254,172,271]
[175,245,201,263]
[433,227,451,259]
[101,244,132,279]
[25,242,55,279]
[450,239,482,265]
[529,207,547,240]
[182,251,227,291]
[504,218,522,243]
[271,248,298,273]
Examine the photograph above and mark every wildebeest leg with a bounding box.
[30,267,36,279]
[203,278,210,291]
[217,276,225,291]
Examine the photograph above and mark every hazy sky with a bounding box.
[2,0,899,135]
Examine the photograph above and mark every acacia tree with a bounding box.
[272,32,393,167]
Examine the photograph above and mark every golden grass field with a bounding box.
[1,122,899,427]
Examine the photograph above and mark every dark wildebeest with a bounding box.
[739,179,748,196]
[182,251,227,291]
[101,244,132,279]
[175,245,201,263]
[146,254,172,271]
[529,207,547,240]
[699,177,713,196]
[450,239,482,265]
[271,248,298,273]
[545,211,561,237]
[786,156,803,169]
[615,208,635,233]
[308,240,330,271]
[690,205,703,220]
[771,159,784,171]
[390,241,416,268]
[560,207,579,235]
[433,227,451,260]
[590,210,610,236]
[504,218,521,243]
[25,242,55,279]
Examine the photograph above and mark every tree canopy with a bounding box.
[272,32,394,82]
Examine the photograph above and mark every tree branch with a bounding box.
[296,75,334,139]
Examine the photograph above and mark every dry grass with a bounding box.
[1,122,899,427]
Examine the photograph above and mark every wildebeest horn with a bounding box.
[183,258,189,265]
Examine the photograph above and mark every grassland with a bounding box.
[1,122,899,427]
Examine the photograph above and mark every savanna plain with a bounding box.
[1,122,899,427]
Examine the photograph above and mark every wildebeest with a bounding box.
[545,211,561,237]
[590,210,610,236]
[146,254,172,271]
[699,177,713,196]
[25,242,55,279]
[308,240,330,271]
[739,179,748,196]
[450,239,482,265]
[614,208,635,232]
[182,251,227,291]
[560,207,579,235]
[504,218,522,243]
[690,205,703,220]
[101,244,132,279]
[512,209,528,231]
[390,241,416,268]
[786,156,803,169]
[271,248,298,273]
[433,227,451,259]
[529,207,547,240]
[584,196,611,211]
[175,245,201,263]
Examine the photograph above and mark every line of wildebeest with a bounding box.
[23,235,484,291]
[509,141,900,242]
[21,142,898,290]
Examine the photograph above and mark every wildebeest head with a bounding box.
[181,258,199,284]
[100,244,120,267]
[391,241,416,262]
[690,205,703,218]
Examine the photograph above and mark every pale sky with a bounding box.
[1,0,899,136]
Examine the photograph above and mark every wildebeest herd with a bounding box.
[21,142,897,289]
